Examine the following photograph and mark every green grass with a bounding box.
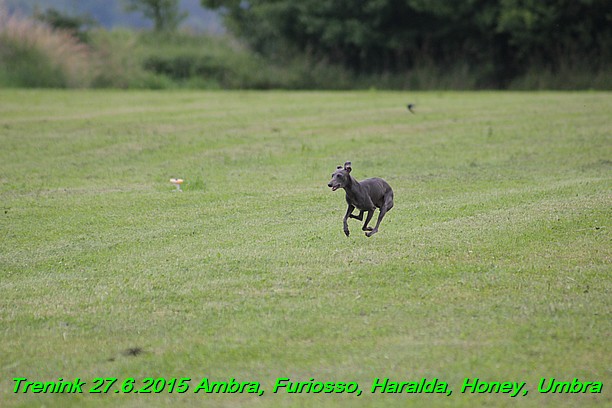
[0,90,610,407]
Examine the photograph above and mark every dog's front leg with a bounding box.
[362,210,375,233]
[343,205,355,236]
[349,210,364,221]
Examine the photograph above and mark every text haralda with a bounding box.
[371,378,452,395]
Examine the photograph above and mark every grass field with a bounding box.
[0,90,610,407]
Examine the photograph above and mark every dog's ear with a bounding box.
[344,161,352,173]
[336,165,343,170]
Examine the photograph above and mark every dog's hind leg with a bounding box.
[365,194,393,237]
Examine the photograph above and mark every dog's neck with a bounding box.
[343,175,363,196]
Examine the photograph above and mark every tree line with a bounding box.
[8,0,612,89]
[200,0,611,87]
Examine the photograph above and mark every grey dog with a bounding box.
[328,161,394,237]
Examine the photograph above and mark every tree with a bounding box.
[33,8,98,43]
[201,0,611,87]
[496,0,612,69]
[123,0,188,32]
[200,0,502,73]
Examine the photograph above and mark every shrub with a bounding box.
[87,29,159,89]
[0,7,94,88]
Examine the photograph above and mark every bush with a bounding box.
[509,64,612,91]
[135,32,287,89]
[0,7,94,88]
[87,29,157,89]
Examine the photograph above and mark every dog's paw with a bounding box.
[363,226,373,231]
[365,230,377,237]
[344,229,350,237]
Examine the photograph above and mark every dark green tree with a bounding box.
[200,0,504,73]
[33,7,98,42]
[496,0,612,70]
[123,0,188,32]
[201,0,611,87]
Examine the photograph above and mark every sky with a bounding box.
[4,0,224,33]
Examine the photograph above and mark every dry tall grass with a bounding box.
[0,4,95,87]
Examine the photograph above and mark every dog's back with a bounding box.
[360,177,393,209]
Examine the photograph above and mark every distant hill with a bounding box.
[4,0,224,33]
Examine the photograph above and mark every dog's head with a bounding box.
[328,161,352,191]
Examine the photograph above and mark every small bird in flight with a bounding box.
[407,104,415,114]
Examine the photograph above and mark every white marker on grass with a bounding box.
[170,178,184,192]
